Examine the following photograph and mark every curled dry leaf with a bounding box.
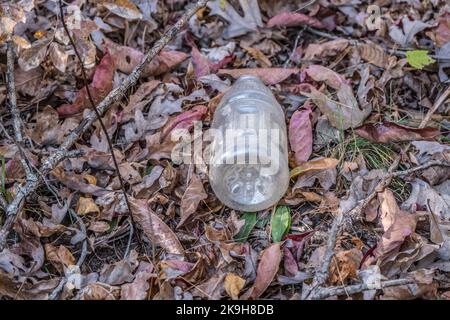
[218,68,298,85]
[289,104,313,165]
[242,242,281,299]
[267,12,327,30]
[57,53,115,117]
[224,273,246,300]
[129,197,184,256]
[177,174,208,228]
[354,121,440,144]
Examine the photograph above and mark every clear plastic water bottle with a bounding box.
[209,75,289,211]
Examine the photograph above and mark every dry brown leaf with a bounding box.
[44,244,76,273]
[290,157,339,179]
[177,174,208,228]
[224,273,246,300]
[121,261,154,300]
[244,47,272,67]
[303,39,349,60]
[76,197,100,215]
[242,242,282,299]
[357,42,389,68]
[129,197,184,256]
[329,248,363,285]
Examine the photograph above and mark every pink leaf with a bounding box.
[267,12,327,30]
[218,68,298,85]
[289,103,313,165]
[57,53,115,117]
[161,105,208,140]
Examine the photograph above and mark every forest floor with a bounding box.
[0,0,449,300]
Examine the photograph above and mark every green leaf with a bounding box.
[234,212,257,243]
[406,50,435,70]
[271,206,291,243]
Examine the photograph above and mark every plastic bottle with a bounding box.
[209,75,289,211]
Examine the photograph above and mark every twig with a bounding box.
[0,0,209,252]
[58,0,137,257]
[393,159,450,177]
[312,278,414,300]
[6,41,35,180]
[49,209,88,300]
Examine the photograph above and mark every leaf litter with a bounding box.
[0,0,449,301]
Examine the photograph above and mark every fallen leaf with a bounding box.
[389,16,430,46]
[381,269,437,300]
[234,212,257,243]
[121,261,154,300]
[161,105,208,140]
[290,157,339,179]
[103,0,143,20]
[271,206,291,243]
[18,37,51,71]
[224,273,246,300]
[242,242,282,299]
[104,38,188,76]
[0,271,59,300]
[372,189,417,264]
[357,42,389,68]
[303,39,349,60]
[354,121,440,143]
[406,50,435,69]
[207,0,263,38]
[76,197,100,215]
[49,42,68,73]
[177,174,208,228]
[129,197,185,256]
[267,12,327,30]
[57,53,115,117]
[329,248,363,285]
[218,68,298,85]
[44,244,76,273]
[289,104,313,165]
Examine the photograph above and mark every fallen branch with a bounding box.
[312,278,414,300]
[0,0,209,251]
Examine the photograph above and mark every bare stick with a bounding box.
[6,41,34,180]
[393,159,450,177]
[0,0,209,251]
[312,278,414,300]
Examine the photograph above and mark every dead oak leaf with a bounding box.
[224,273,246,300]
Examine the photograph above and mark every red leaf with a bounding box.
[267,12,327,30]
[161,105,208,140]
[289,103,313,165]
[355,121,441,144]
[57,53,115,117]
[218,68,298,85]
